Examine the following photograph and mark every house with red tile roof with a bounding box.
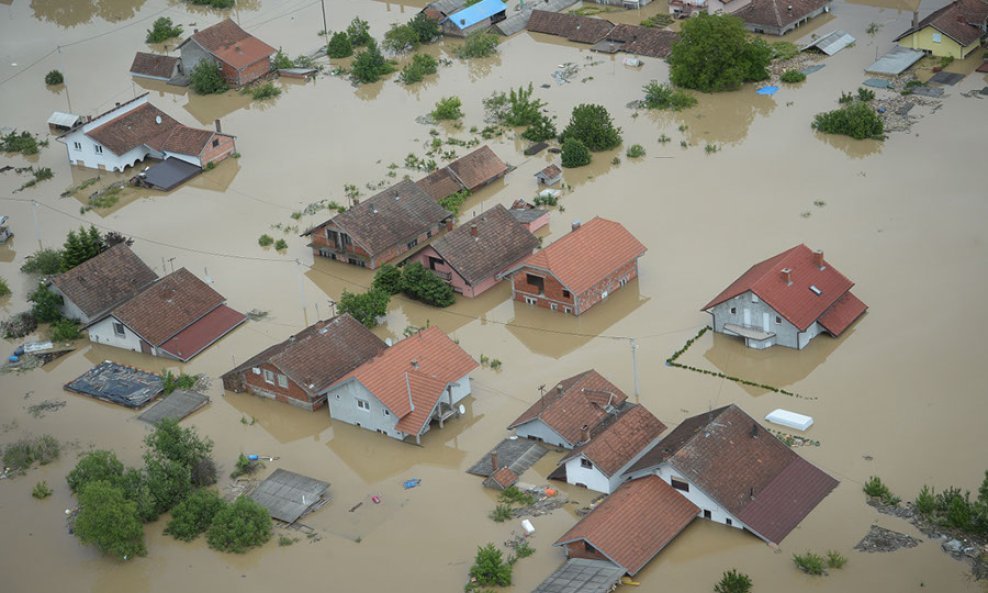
[554,476,698,575]
[324,327,478,443]
[501,217,646,316]
[549,405,667,494]
[56,93,236,173]
[221,314,387,411]
[177,19,275,87]
[408,205,539,298]
[49,244,158,326]
[624,404,838,545]
[508,369,628,448]
[87,268,246,362]
[703,244,867,349]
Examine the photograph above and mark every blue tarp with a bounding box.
[448,0,505,30]
[756,86,779,95]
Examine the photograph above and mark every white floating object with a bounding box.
[521,519,535,535]
[538,189,561,199]
[765,409,813,431]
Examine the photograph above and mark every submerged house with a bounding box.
[48,244,158,326]
[502,217,646,316]
[129,52,182,82]
[441,0,507,37]
[56,93,236,173]
[508,369,629,449]
[408,205,539,298]
[508,199,550,234]
[177,19,275,87]
[307,180,453,269]
[734,0,832,36]
[624,404,838,545]
[550,405,666,494]
[221,314,387,411]
[894,0,988,59]
[703,244,867,350]
[414,145,509,202]
[324,327,478,443]
[88,268,246,361]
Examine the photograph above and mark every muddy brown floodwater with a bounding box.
[1,1,986,592]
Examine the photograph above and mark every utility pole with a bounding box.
[31,200,42,249]
[295,259,308,326]
[630,337,640,403]
[320,0,328,39]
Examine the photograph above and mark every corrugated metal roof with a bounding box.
[533,559,625,593]
[801,30,855,55]
[47,111,82,128]
[447,0,505,30]
[866,47,926,75]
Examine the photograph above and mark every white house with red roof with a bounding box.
[324,327,478,444]
[703,245,867,349]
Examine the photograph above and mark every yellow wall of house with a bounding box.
[898,27,980,59]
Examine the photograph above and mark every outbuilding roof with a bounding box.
[50,244,158,321]
[446,145,508,190]
[734,0,830,28]
[561,405,666,477]
[129,52,180,79]
[183,19,275,68]
[415,167,464,202]
[446,0,506,30]
[428,205,539,286]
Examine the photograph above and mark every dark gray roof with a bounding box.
[429,205,539,285]
[250,468,330,523]
[142,157,202,191]
[533,559,625,593]
[137,390,209,425]
[50,244,158,322]
[467,437,548,477]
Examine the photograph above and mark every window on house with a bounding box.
[112,322,126,337]
[356,399,370,411]
[263,369,275,384]
[524,296,537,305]
[550,303,557,311]
[580,458,593,469]
[751,294,759,303]
[703,509,712,519]
[671,478,690,492]
[526,274,545,294]
[276,374,288,388]
[73,141,82,150]
[406,238,418,249]
[94,144,103,154]
[212,139,220,148]
[384,409,390,416]
[562,289,571,298]
[730,307,737,314]
[775,316,782,324]
[564,306,572,314]
[725,518,733,526]
[619,277,628,287]
[584,541,597,553]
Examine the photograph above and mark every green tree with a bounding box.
[347,17,372,47]
[383,23,420,53]
[165,489,226,541]
[206,496,272,553]
[560,137,591,168]
[338,288,391,327]
[350,38,395,84]
[469,543,512,586]
[20,248,64,275]
[642,81,697,110]
[811,101,884,140]
[73,480,146,559]
[50,318,82,341]
[400,262,455,307]
[0,276,10,298]
[432,96,463,121]
[714,569,752,593]
[399,53,438,84]
[372,264,404,295]
[499,84,547,127]
[521,113,557,142]
[145,456,193,516]
[455,31,499,59]
[409,13,440,43]
[67,450,125,494]
[45,70,64,85]
[144,418,215,486]
[668,14,771,92]
[146,17,183,43]
[271,48,293,70]
[29,285,63,323]
[559,104,622,151]
[62,225,105,270]
[120,467,159,523]
[326,31,353,58]
[189,60,228,95]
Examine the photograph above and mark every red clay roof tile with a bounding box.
[428,205,539,286]
[50,244,158,321]
[186,19,275,69]
[817,291,867,336]
[113,268,227,346]
[158,304,245,362]
[446,145,508,191]
[562,405,666,476]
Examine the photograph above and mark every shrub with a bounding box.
[432,96,463,121]
[714,569,752,593]
[409,12,441,42]
[642,81,697,110]
[780,70,806,83]
[161,370,197,395]
[229,453,261,479]
[45,70,64,85]
[400,262,455,307]
[0,277,9,298]
[515,540,535,558]
[489,504,513,522]
[770,41,799,60]
[0,130,44,155]
[189,61,228,95]
[626,144,646,158]
[916,485,936,516]
[470,543,512,586]
[206,496,272,553]
[560,104,622,151]
[399,53,438,84]
[455,31,499,59]
[793,551,826,575]
[165,489,225,541]
[50,318,82,341]
[857,87,875,102]
[146,17,183,43]
[347,17,372,47]
[812,102,884,140]
[372,264,404,295]
[826,550,847,569]
[29,285,63,323]
[350,38,396,84]
[246,82,281,101]
[521,113,557,142]
[258,234,274,246]
[439,189,470,215]
[669,15,771,91]
[560,137,591,168]
[33,481,53,499]
[272,49,293,70]
[3,435,59,474]
[498,486,536,506]
[74,480,146,559]
[145,418,214,485]
[189,0,235,6]
[327,31,353,58]
[20,248,64,274]
[338,288,390,327]
[274,239,288,250]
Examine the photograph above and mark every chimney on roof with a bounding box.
[214,119,222,133]
[571,220,581,231]
[115,102,121,107]
[445,219,454,232]
[780,268,793,286]
[393,190,400,200]
[194,28,199,33]
[813,249,825,270]
[750,423,758,438]
[411,359,419,369]
[582,424,591,444]
[470,224,478,237]
[912,10,919,29]
[490,452,499,472]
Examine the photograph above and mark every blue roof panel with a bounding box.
[448,0,505,30]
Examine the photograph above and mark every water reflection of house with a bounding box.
[502,217,647,316]
[408,204,539,298]
[734,0,832,36]
[703,245,867,350]
[221,314,387,412]
[177,19,275,87]
[324,327,478,444]
[894,0,988,59]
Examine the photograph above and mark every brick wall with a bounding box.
[511,258,640,315]
[200,133,236,166]
[564,541,611,564]
[237,58,272,86]
[240,362,323,411]
[312,221,449,270]
[575,259,639,315]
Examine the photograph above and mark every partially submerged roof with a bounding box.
[801,30,855,55]
[508,369,629,446]
[223,314,387,397]
[415,167,464,202]
[428,205,539,286]
[446,145,508,190]
[65,361,164,408]
[537,164,562,178]
[703,244,866,334]
[157,304,246,361]
[605,24,678,58]
[319,180,451,257]
[129,52,180,79]
[483,466,518,490]
[533,558,625,593]
[894,0,988,47]
[183,19,275,68]
[866,46,926,75]
[47,111,82,128]
[495,0,580,36]
[555,476,699,575]
[527,10,615,44]
[628,404,838,544]
[509,217,646,295]
[334,327,478,436]
[137,390,209,425]
[447,0,506,30]
[467,437,548,477]
[250,468,330,523]
[562,405,666,477]
[734,0,830,28]
[50,244,158,321]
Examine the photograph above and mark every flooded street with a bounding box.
[1,0,987,592]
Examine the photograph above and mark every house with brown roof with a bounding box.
[324,327,478,443]
[703,244,867,350]
[408,205,539,298]
[895,0,988,59]
[508,369,629,448]
[56,93,236,173]
[624,404,838,544]
[415,167,464,202]
[501,217,646,316]
[49,244,158,326]
[307,179,453,269]
[87,268,246,362]
[446,145,509,192]
[550,405,666,494]
[129,52,181,82]
[177,19,275,87]
[221,314,387,411]
[734,0,832,36]
[535,164,562,186]
[554,476,698,575]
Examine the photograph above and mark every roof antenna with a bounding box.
[538,384,546,413]
[750,423,758,438]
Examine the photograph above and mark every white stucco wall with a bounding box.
[448,373,472,404]
[653,463,743,529]
[62,128,150,172]
[514,420,572,449]
[88,316,145,353]
[326,379,403,440]
[564,455,613,494]
[50,286,92,325]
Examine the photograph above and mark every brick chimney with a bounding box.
[490,451,499,472]
[445,219,454,232]
[582,424,591,443]
[813,249,825,270]
[214,119,222,133]
[780,268,793,286]
[470,224,478,237]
